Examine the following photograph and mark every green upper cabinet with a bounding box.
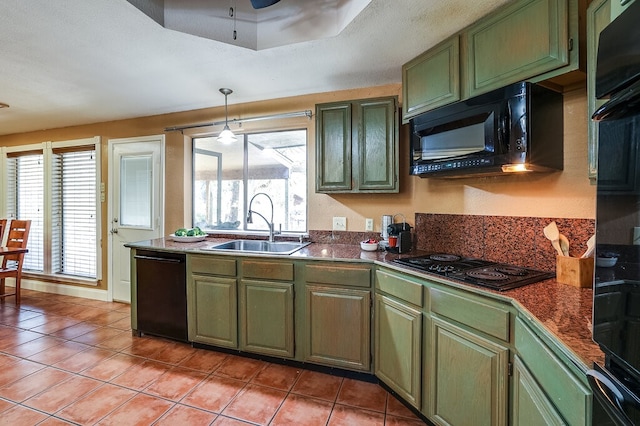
[402,0,584,116]
[316,97,399,193]
[465,0,570,97]
[316,103,352,192]
[401,36,460,123]
[587,0,637,181]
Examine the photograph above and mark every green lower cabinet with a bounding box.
[513,355,565,425]
[426,316,509,426]
[188,274,238,348]
[239,279,294,358]
[515,318,591,425]
[374,294,422,409]
[305,285,371,371]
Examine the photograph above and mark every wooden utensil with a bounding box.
[543,221,564,256]
[559,234,570,256]
[581,235,596,258]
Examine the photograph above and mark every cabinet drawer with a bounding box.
[190,255,236,277]
[515,317,590,426]
[375,269,423,307]
[430,287,510,342]
[305,264,371,288]
[243,260,294,281]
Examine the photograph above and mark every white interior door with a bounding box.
[109,136,164,303]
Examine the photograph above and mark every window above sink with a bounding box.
[192,129,308,236]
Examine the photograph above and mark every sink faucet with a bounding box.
[246,192,280,242]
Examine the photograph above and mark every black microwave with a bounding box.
[409,81,563,178]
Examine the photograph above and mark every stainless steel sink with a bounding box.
[204,240,310,255]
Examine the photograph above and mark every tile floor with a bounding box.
[0,289,426,425]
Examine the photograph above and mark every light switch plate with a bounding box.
[634,227,640,245]
[333,217,347,231]
[365,218,374,231]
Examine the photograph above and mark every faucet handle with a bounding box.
[275,224,282,235]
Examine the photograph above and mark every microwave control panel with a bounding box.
[411,157,494,174]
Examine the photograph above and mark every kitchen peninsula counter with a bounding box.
[128,237,604,370]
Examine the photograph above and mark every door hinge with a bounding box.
[508,362,513,377]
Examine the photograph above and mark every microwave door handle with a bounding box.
[501,101,511,149]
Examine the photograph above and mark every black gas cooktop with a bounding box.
[393,254,553,291]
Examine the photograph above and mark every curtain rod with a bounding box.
[164,110,313,133]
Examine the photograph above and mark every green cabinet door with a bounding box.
[515,317,591,426]
[316,97,398,193]
[402,36,460,122]
[188,274,238,348]
[356,98,398,191]
[239,279,294,358]
[465,0,570,97]
[316,102,352,192]
[306,285,371,371]
[375,294,422,409]
[426,316,509,426]
[512,356,565,425]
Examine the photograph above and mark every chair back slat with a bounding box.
[0,219,7,245]
[3,220,31,265]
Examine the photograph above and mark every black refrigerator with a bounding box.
[588,1,640,424]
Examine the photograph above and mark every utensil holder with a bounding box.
[556,256,594,288]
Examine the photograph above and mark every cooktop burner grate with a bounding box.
[466,269,509,281]
[393,254,553,291]
[429,254,461,262]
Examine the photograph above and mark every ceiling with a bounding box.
[0,0,510,137]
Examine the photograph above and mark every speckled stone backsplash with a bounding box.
[414,213,595,272]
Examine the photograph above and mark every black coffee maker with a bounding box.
[387,222,412,253]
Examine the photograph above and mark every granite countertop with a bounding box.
[128,237,604,369]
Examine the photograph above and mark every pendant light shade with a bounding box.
[217,88,237,143]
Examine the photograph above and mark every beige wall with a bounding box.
[0,83,595,287]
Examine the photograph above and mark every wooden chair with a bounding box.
[0,220,31,305]
[0,219,6,245]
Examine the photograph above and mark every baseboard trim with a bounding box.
[20,278,110,301]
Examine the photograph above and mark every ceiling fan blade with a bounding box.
[250,0,281,9]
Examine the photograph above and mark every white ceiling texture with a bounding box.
[0,0,510,137]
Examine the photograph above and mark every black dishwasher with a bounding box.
[134,249,188,342]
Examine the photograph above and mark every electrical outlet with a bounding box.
[634,227,640,245]
[333,217,347,231]
[365,218,374,231]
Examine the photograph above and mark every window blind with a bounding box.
[6,154,44,272]
[52,148,97,278]
[5,145,97,279]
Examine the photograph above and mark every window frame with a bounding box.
[191,128,308,236]
[0,137,102,283]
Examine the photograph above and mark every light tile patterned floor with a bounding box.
[0,289,426,425]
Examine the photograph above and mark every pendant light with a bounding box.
[217,88,237,143]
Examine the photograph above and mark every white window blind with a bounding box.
[5,143,98,280]
[6,153,44,272]
[52,147,97,278]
